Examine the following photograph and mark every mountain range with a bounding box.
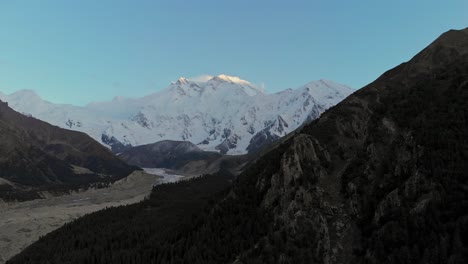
[9,28,468,264]
[0,75,353,154]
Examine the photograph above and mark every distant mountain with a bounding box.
[118,140,220,169]
[11,28,468,263]
[118,140,250,176]
[0,100,136,200]
[0,75,353,154]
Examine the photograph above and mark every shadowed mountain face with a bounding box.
[118,140,221,168]
[8,28,468,263]
[118,140,250,176]
[229,27,468,263]
[0,100,136,190]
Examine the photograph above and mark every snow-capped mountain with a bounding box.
[0,75,354,154]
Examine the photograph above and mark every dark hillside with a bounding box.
[0,100,137,201]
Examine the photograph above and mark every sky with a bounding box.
[0,0,467,105]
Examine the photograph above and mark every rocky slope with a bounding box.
[0,100,136,201]
[229,27,468,263]
[8,28,468,264]
[0,76,353,154]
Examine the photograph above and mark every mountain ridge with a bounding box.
[0,75,354,154]
[0,99,137,200]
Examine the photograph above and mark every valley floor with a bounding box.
[0,170,167,263]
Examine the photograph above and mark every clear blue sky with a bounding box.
[0,0,467,105]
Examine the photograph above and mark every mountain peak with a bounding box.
[436,27,468,48]
[209,74,252,85]
[167,74,265,97]
[406,28,468,72]
[427,27,468,57]
[8,89,42,101]
[208,74,265,96]
[12,89,39,96]
[175,77,189,85]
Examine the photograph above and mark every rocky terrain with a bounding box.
[235,27,468,263]
[0,171,163,264]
